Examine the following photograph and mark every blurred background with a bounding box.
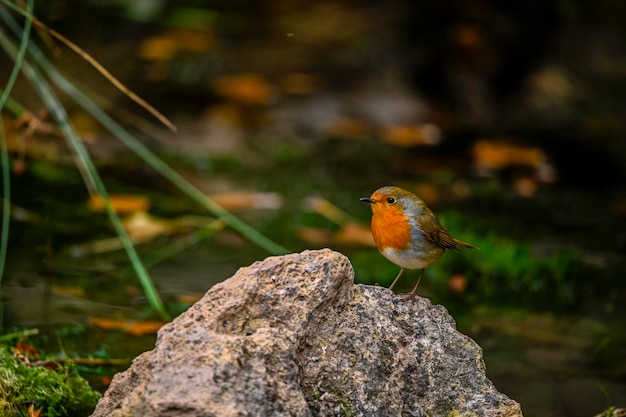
[1,1,625,416]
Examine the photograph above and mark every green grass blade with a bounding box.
[50,70,288,255]
[0,88,27,116]
[0,7,287,255]
[127,220,225,273]
[0,29,170,321]
[0,6,287,324]
[0,0,34,331]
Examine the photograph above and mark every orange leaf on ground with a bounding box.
[381,124,442,147]
[211,74,276,105]
[88,194,151,214]
[15,342,39,359]
[28,404,42,417]
[473,140,546,171]
[139,29,215,61]
[89,317,164,336]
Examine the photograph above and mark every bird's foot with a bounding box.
[400,291,419,301]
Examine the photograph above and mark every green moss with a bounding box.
[0,346,100,417]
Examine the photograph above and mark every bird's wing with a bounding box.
[417,212,460,251]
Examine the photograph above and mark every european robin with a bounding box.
[360,185,477,297]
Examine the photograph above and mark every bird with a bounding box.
[360,185,477,297]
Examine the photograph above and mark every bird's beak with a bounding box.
[360,197,375,203]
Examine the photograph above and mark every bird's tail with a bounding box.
[452,238,479,250]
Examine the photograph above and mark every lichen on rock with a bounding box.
[91,249,522,417]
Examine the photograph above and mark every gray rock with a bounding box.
[91,249,523,417]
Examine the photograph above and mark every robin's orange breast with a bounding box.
[371,205,412,252]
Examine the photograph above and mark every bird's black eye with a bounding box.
[386,197,396,204]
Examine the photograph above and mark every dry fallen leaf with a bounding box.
[87,194,151,214]
[28,404,42,417]
[122,211,172,242]
[381,123,442,147]
[70,213,222,256]
[139,29,215,61]
[211,74,276,105]
[473,140,546,171]
[89,317,164,336]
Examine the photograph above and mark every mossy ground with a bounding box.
[0,346,100,417]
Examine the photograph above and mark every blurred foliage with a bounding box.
[434,212,584,309]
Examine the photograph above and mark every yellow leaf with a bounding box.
[52,284,87,299]
[121,211,172,242]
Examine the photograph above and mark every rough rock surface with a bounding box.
[91,249,523,417]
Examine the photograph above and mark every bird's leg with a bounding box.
[402,268,425,300]
[388,268,405,290]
